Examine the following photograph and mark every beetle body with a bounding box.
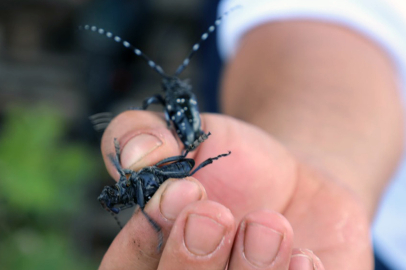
[83,6,240,148]
[160,77,203,147]
[99,158,195,213]
[99,133,229,215]
[98,133,230,250]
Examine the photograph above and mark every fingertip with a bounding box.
[228,209,294,269]
[142,177,207,221]
[242,209,294,240]
[290,249,325,270]
[158,200,236,269]
[158,177,207,221]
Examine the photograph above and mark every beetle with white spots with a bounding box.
[82,6,240,149]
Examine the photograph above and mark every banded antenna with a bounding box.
[78,25,169,78]
[78,5,241,78]
[173,5,241,76]
[103,204,123,229]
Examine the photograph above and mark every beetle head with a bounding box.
[98,186,121,214]
[162,77,191,94]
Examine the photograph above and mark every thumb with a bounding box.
[101,110,182,179]
[101,110,298,223]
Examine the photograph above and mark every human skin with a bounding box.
[98,21,404,269]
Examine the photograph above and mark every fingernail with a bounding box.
[184,214,225,255]
[160,180,202,220]
[120,134,162,168]
[243,222,283,267]
[289,254,314,270]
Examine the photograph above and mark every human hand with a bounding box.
[98,110,371,269]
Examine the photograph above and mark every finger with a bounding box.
[101,110,297,223]
[227,209,293,270]
[289,249,325,270]
[99,177,207,270]
[157,200,236,270]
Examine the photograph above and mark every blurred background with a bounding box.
[0,0,222,268]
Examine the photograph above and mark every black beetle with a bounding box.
[84,6,240,148]
[98,132,230,250]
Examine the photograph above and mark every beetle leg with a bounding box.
[136,181,163,252]
[154,154,188,166]
[190,151,231,175]
[135,180,146,209]
[155,132,212,166]
[138,94,171,127]
[141,207,163,252]
[109,153,131,197]
[109,153,126,177]
[89,112,113,132]
[117,201,136,211]
[114,138,121,164]
[141,94,165,110]
[186,132,211,153]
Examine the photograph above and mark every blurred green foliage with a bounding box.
[0,104,100,269]
[0,231,95,270]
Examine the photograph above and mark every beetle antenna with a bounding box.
[110,211,123,229]
[173,5,241,76]
[78,25,169,78]
[100,204,123,229]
